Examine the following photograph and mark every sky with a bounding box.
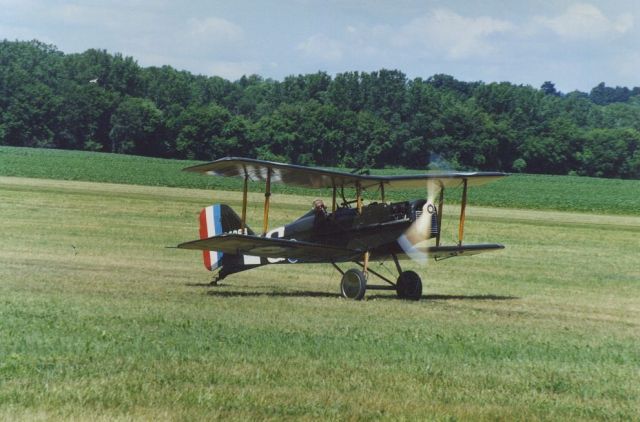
[1,0,639,92]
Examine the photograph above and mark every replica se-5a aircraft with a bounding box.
[178,157,508,300]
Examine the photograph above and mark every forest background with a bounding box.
[2,40,639,179]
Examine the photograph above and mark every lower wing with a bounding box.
[416,243,504,260]
[178,234,361,262]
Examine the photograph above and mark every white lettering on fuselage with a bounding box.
[239,225,292,265]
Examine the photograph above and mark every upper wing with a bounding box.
[183,157,508,190]
[178,233,361,262]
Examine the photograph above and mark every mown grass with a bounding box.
[1,146,639,214]
[1,176,638,420]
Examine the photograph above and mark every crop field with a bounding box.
[2,146,640,214]
[1,169,639,420]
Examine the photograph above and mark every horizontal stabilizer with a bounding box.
[178,234,361,262]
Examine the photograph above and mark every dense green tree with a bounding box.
[109,97,163,154]
[347,111,391,168]
[427,74,477,98]
[233,75,275,117]
[360,69,407,120]
[577,128,640,178]
[0,40,63,147]
[599,103,640,131]
[561,92,594,127]
[540,81,560,96]
[142,66,195,110]
[590,82,632,105]
[55,83,117,151]
[171,103,232,160]
[194,75,237,109]
[328,71,363,112]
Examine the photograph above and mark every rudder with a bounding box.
[199,204,253,271]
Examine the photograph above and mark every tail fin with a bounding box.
[199,204,254,271]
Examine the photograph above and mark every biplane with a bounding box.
[178,157,508,300]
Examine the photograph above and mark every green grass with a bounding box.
[2,146,639,214]
[1,176,639,420]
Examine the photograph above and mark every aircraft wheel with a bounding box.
[396,271,422,300]
[340,269,367,300]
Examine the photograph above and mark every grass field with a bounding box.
[2,146,640,214]
[1,175,639,420]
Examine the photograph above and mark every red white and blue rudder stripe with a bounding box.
[199,205,223,271]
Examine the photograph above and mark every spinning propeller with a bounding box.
[397,179,441,263]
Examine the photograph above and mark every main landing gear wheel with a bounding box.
[340,269,367,300]
[396,270,422,301]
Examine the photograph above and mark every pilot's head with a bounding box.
[312,198,325,211]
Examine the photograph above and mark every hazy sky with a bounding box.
[2,0,639,92]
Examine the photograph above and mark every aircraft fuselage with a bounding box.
[264,199,433,261]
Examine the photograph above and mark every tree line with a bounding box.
[1,39,639,178]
